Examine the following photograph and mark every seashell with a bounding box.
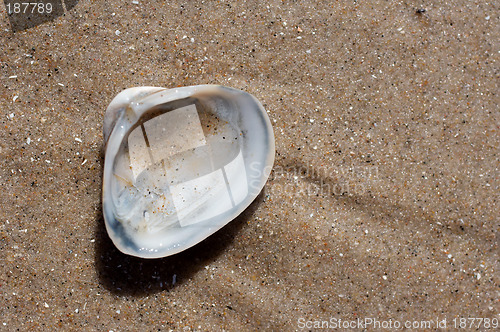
[102,85,275,258]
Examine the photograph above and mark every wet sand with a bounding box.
[0,0,498,330]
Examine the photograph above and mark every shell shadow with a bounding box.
[277,156,484,242]
[94,190,263,296]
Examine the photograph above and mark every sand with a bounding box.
[0,0,498,330]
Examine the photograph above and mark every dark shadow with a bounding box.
[95,190,263,296]
[64,0,77,11]
[4,0,78,32]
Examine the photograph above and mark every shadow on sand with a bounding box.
[94,191,263,296]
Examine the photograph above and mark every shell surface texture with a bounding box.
[102,85,275,258]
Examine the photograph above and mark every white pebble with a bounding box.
[13,95,18,102]
[115,30,121,36]
[75,137,82,143]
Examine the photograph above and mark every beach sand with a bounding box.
[0,0,498,330]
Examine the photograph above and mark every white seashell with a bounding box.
[102,85,275,258]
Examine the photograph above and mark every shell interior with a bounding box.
[102,86,274,258]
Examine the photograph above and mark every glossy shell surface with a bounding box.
[102,85,275,258]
